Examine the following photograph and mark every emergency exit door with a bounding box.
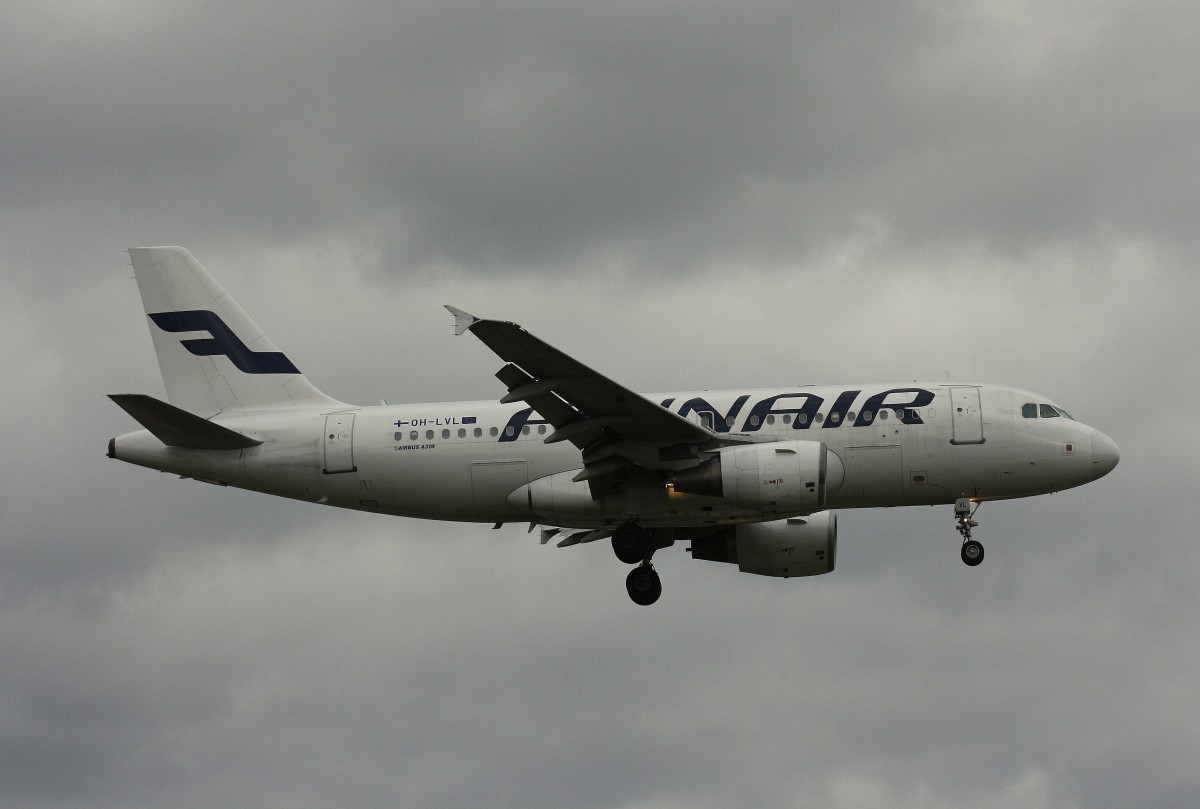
[323,413,357,473]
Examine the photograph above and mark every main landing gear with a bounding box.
[955,497,984,566]
[612,522,662,606]
[625,564,662,606]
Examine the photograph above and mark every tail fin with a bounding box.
[128,246,344,417]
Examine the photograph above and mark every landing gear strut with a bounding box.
[955,498,984,566]
[613,521,663,605]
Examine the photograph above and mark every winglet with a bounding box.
[445,305,481,336]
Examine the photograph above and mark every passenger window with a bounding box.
[426,430,434,440]
[474,427,483,438]
[491,427,499,437]
[410,431,418,441]
[1022,403,1037,418]
[442,429,450,439]
[1040,404,1060,419]
[457,428,466,438]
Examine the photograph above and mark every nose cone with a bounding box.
[1091,430,1120,480]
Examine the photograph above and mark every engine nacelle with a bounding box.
[689,512,837,577]
[671,440,841,514]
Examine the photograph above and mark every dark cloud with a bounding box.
[1,2,1194,807]
[7,2,1195,278]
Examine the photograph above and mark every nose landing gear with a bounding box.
[955,498,985,567]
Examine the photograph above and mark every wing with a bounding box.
[447,306,717,497]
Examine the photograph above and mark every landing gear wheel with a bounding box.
[961,539,985,567]
[953,498,984,567]
[612,522,650,565]
[626,564,662,606]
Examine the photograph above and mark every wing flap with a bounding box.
[495,363,577,426]
[449,307,723,499]
[499,377,571,404]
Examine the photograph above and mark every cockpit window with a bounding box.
[1024,402,1076,420]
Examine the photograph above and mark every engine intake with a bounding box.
[689,512,837,577]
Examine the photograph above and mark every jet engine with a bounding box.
[671,440,842,513]
[688,512,837,577]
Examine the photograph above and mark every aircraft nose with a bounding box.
[1091,430,1120,480]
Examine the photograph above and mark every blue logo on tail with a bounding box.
[149,310,300,374]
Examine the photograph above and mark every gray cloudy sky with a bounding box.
[2,1,1197,807]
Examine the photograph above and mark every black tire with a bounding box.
[611,522,649,565]
[961,539,985,566]
[626,565,662,606]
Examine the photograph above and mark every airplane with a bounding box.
[107,246,1120,605]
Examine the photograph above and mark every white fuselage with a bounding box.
[111,382,1115,529]
[107,246,1123,603]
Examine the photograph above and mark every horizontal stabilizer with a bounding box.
[109,394,262,450]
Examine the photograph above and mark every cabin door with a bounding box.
[323,413,357,473]
[949,387,984,445]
